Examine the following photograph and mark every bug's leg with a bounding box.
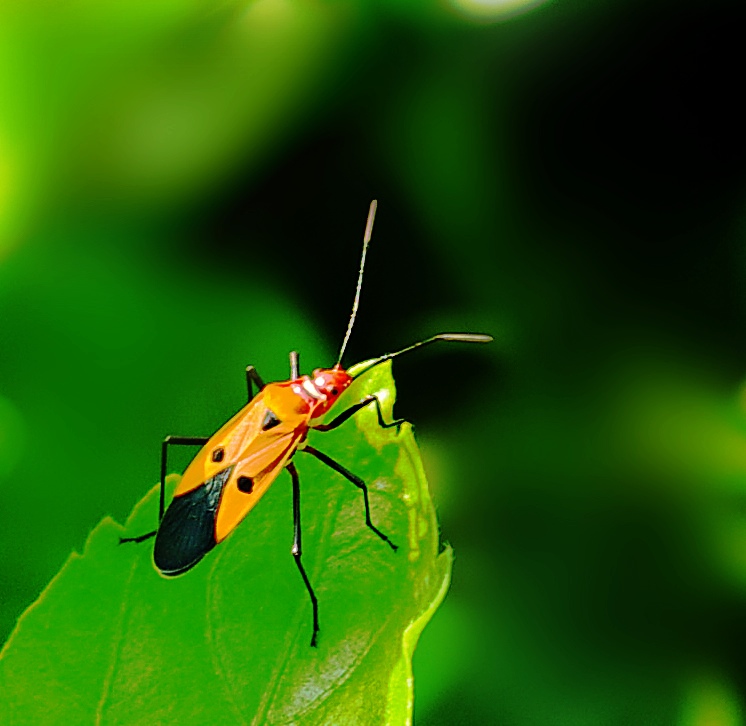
[120,531,157,545]
[119,435,209,544]
[287,461,319,647]
[311,395,406,433]
[119,530,157,544]
[289,351,299,380]
[301,445,398,551]
[246,366,266,400]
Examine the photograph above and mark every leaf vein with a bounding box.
[94,557,138,725]
[206,545,250,726]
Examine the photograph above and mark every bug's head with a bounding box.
[309,365,353,416]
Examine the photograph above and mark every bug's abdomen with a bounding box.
[154,466,233,576]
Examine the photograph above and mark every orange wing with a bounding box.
[214,428,304,542]
[171,383,312,544]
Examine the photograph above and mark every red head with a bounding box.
[306,365,353,418]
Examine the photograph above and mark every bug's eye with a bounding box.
[331,387,339,396]
[212,448,225,462]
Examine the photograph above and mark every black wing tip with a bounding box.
[154,553,206,578]
[153,526,216,577]
[152,465,232,576]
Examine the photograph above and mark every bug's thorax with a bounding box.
[287,364,353,420]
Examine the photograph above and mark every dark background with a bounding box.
[2,0,746,722]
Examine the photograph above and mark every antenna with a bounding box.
[350,333,493,378]
[336,200,377,366]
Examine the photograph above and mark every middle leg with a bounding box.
[287,461,319,647]
[301,445,397,551]
[120,435,208,544]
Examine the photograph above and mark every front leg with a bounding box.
[311,395,406,433]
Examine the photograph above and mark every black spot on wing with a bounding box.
[262,409,281,431]
[237,475,254,493]
[154,466,234,576]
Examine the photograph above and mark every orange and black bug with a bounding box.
[121,200,491,646]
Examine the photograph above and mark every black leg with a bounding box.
[120,435,209,545]
[289,351,299,380]
[301,445,398,551]
[246,365,266,400]
[311,395,406,433]
[287,462,319,647]
[120,530,157,544]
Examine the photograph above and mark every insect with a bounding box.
[121,200,491,646]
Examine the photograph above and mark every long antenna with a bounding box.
[336,200,377,366]
[350,333,493,378]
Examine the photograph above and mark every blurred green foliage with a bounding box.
[2,0,746,724]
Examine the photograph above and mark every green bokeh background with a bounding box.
[2,1,746,723]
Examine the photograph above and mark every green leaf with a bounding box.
[0,362,451,725]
